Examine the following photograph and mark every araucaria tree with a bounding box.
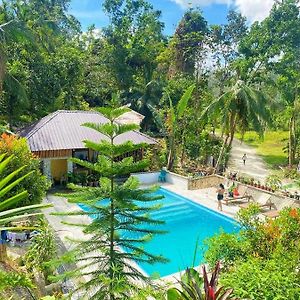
[55,106,167,299]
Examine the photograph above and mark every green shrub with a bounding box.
[204,231,247,268]
[25,219,57,278]
[0,134,50,206]
[220,256,300,300]
[204,207,300,299]
[0,270,33,291]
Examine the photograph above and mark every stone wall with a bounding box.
[188,175,225,190]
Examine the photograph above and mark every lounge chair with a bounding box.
[262,210,280,219]
[224,185,251,205]
[239,194,274,210]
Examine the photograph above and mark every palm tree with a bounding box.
[0,19,31,127]
[129,79,162,131]
[0,153,52,261]
[202,80,271,172]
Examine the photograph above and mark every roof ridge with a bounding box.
[119,106,145,119]
[133,129,157,143]
[25,110,103,139]
[56,110,100,114]
[25,111,61,139]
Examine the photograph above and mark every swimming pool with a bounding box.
[79,187,239,277]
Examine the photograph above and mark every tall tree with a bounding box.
[209,10,247,86]
[201,80,272,172]
[103,0,165,91]
[97,0,167,129]
[172,8,208,76]
[238,0,300,166]
[0,0,84,125]
[53,105,167,299]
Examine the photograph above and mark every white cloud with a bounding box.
[171,0,275,23]
[235,0,275,23]
[171,0,232,9]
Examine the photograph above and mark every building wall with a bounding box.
[50,159,68,182]
[33,149,72,158]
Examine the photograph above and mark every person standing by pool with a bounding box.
[216,183,225,211]
[242,153,247,165]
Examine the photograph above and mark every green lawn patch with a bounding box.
[235,131,289,167]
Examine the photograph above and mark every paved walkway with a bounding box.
[228,138,270,183]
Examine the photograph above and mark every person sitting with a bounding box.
[228,184,234,197]
[233,187,240,197]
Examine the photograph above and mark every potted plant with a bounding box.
[266,175,282,193]
[257,181,261,188]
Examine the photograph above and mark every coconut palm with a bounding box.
[0,153,52,261]
[202,79,272,172]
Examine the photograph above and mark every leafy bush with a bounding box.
[220,256,300,299]
[204,207,300,299]
[0,134,50,206]
[25,219,57,278]
[0,270,33,291]
[265,174,282,191]
[237,206,300,258]
[144,139,167,171]
[204,231,247,268]
[185,131,222,162]
[283,167,300,180]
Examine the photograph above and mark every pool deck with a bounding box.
[43,183,241,287]
[160,183,240,220]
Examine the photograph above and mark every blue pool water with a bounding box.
[79,187,239,277]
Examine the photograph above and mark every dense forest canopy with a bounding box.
[1,0,300,168]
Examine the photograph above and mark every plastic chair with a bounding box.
[158,169,167,182]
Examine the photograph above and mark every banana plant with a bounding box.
[0,153,51,228]
[166,84,195,170]
[0,153,52,261]
[167,262,235,300]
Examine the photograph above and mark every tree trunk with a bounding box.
[289,115,295,167]
[167,139,175,171]
[0,244,7,262]
[228,112,237,149]
[214,135,229,174]
[167,126,176,170]
[109,119,115,300]
[180,130,186,167]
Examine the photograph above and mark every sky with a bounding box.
[69,0,276,35]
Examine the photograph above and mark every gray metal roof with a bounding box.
[19,110,156,152]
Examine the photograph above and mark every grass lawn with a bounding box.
[235,131,289,167]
